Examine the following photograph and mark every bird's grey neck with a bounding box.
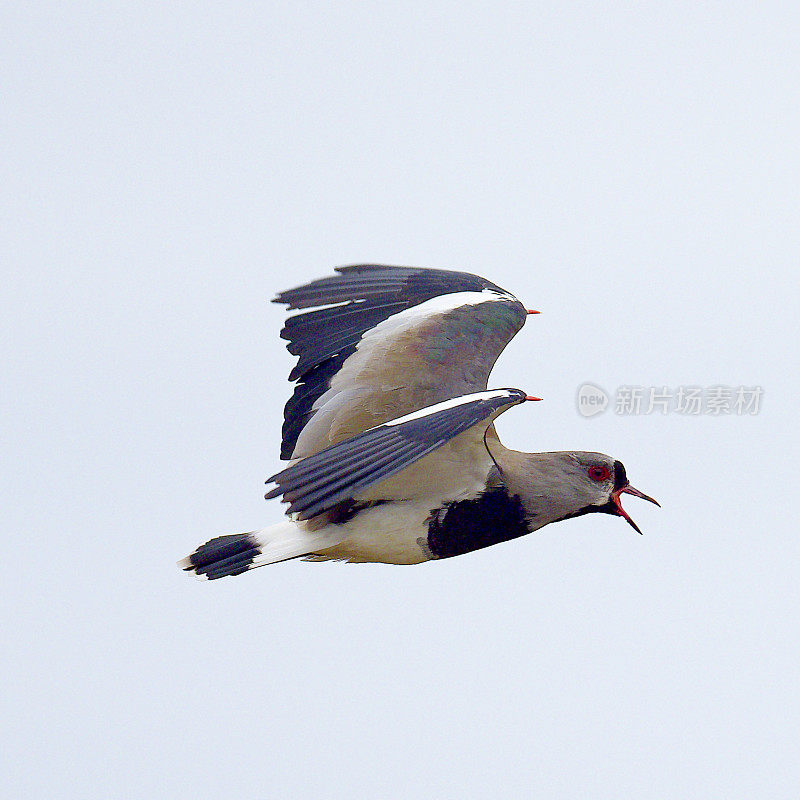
[491,448,592,531]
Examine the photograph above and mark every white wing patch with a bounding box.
[383,389,517,426]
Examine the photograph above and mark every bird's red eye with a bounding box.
[588,465,610,482]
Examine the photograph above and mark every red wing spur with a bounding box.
[180,265,658,580]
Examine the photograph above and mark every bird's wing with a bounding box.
[274,264,530,460]
[265,389,530,520]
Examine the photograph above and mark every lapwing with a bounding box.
[180,265,658,579]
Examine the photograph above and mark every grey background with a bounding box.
[3,3,798,798]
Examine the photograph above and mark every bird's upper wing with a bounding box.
[273,265,529,460]
[265,389,530,519]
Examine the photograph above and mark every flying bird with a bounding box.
[180,265,658,579]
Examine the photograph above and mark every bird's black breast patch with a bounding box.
[426,486,530,558]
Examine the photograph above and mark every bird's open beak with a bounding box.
[610,484,660,534]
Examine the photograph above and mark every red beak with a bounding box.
[610,484,660,534]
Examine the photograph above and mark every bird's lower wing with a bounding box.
[265,389,530,520]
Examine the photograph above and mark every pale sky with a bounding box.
[3,3,799,798]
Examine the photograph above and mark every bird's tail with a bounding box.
[178,520,336,580]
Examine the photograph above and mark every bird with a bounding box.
[179,264,659,579]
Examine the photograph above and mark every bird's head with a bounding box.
[505,451,660,533]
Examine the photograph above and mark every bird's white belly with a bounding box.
[310,501,437,564]
[306,438,493,564]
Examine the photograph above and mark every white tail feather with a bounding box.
[249,521,339,566]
